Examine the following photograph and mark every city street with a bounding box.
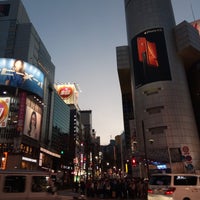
[57,189,147,200]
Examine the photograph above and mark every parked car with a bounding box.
[0,170,61,200]
[148,173,200,200]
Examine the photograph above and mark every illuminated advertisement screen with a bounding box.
[23,105,41,140]
[131,28,171,88]
[191,20,200,36]
[55,84,78,105]
[0,97,10,127]
[0,58,44,97]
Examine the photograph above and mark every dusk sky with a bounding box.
[21,0,200,145]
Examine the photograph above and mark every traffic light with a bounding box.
[132,157,136,167]
[60,150,64,155]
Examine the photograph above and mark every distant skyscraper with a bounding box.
[118,0,200,174]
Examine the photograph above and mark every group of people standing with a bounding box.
[74,177,148,199]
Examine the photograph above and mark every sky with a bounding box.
[21,0,200,145]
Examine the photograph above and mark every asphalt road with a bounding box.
[57,189,147,200]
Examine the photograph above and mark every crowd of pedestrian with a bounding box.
[74,177,148,199]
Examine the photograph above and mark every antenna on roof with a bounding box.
[189,0,196,21]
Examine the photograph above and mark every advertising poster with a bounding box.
[0,97,10,127]
[23,106,41,140]
[131,28,171,88]
[0,58,44,97]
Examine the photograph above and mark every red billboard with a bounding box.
[55,83,79,106]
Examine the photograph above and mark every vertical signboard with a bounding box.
[17,92,26,132]
[0,97,10,127]
[131,28,171,88]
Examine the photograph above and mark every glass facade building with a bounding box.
[53,92,70,134]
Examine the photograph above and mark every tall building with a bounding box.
[0,0,62,170]
[116,46,134,160]
[117,0,200,175]
[51,91,70,170]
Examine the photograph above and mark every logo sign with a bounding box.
[0,97,10,127]
[58,86,73,99]
[55,83,79,106]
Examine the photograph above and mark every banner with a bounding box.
[0,97,10,127]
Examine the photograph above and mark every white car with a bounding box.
[148,173,200,200]
[0,170,61,200]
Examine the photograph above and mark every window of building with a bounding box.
[146,106,164,114]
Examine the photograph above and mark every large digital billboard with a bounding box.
[131,28,171,88]
[0,58,44,97]
[23,105,41,140]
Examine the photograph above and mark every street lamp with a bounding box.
[142,120,149,179]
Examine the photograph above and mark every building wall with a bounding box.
[0,0,58,170]
[53,91,70,134]
[124,0,200,171]
[116,46,134,159]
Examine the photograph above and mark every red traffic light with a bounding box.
[132,157,136,166]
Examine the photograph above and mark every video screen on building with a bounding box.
[23,105,41,141]
[131,28,171,88]
[0,58,44,97]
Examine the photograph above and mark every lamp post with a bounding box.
[120,136,125,177]
[142,120,149,179]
